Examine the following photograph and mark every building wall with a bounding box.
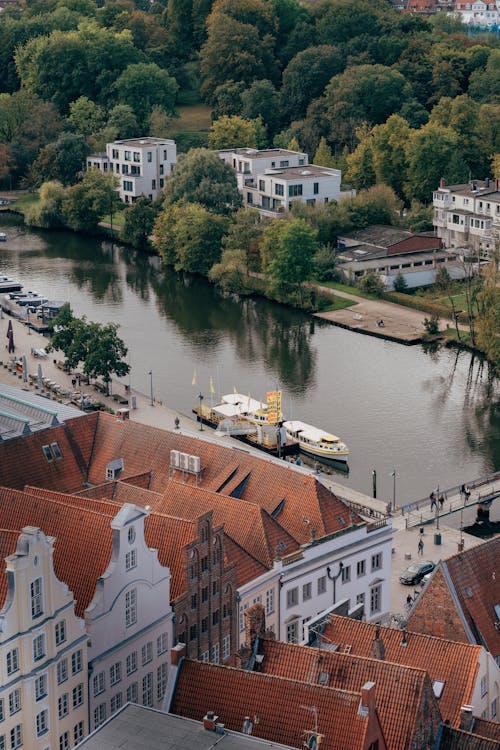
[173,514,238,666]
[238,521,393,648]
[0,527,88,750]
[85,505,173,732]
[433,185,500,258]
[105,139,177,203]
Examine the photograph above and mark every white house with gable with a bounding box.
[219,148,354,217]
[0,526,88,750]
[85,504,173,732]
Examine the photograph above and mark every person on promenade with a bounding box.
[429,491,437,511]
[418,538,424,555]
[438,493,445,510]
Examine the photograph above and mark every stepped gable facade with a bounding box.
[170,658,387,750]
[321,615,488,725]
[252,638,441,750]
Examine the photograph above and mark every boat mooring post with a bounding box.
[372,469,377,499]
[148,370,154,406]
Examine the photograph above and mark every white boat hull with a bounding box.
[297,442,349,463]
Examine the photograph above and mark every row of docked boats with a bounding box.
[193,392,349,465]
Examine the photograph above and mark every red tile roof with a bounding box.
[0,529,22,608]
[407,538,500,659]
[171,659,373,750]
[321,616,481,726]
[437,723,500,750]
[469,718,500,743]
[81,413,359,544]
[0,486,112,616]
[256,638,440,750]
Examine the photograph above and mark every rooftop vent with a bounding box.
[106,458,124,480]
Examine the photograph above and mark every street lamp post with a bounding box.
[198,393,204,431]
[372,469,377,499]
[148,370,154,406]
[392,469,396,512]
[27,308,31,335]
[327,561,344,605]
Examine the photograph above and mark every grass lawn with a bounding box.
[172,104,213,132]
[101,211,125,228]
[313,279,379,301]
[321,295,358,312]
[11,192,39,214]
[434,293,468,312]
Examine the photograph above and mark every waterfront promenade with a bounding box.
[0,313,496,620]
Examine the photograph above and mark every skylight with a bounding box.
[433,680,445,699]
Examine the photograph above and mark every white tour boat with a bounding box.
[283,420,349,463]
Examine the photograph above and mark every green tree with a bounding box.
[313,243,337,281]
[262,217,318,304]
[115,62,178,122]
[358,271,385,297]
[208,115,261,149]
[370,115,411,198]
[404,123,464,202]
[106,104,139,139]
[62,170,120,232]
[30,133,89,187]
[209,247,248,293]
[162,149,241,214]
[120,197,156,250]
[147,105,172,138]
[393,272,408,293]
[475,257,500,368]
[313,137,335,167]
[24,180,66,228]
[83,321,130,394]
[222,208,265,272]
[212,81,246,118]
[199,12,278,100]
[281,45,343,119]
[240,79,282,136]
[468,49,500,103]
[68,96,106,137]
[47,305,93,371]
[154,202,229,274]
[346,140,376,191]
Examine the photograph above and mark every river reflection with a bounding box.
[0,211,499,500]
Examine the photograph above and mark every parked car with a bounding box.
[399,561,435,585]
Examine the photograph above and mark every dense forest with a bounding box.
[1,0,499,197]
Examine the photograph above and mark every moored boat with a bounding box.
[283,420,349,463]
[0,276,22,293]
[0,232,6,242]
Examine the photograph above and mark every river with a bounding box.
[1,211,499,503]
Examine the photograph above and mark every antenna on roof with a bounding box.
[300,706,323,750]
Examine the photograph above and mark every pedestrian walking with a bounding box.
[418,538,424,555]
[462,484,471,504]
[429,491,437,511]
[438,493,445,510]
[406,593,413,608]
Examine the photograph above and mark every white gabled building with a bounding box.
[87,137,177,203]
[85,503,173,732]
[219,148,354,217]
[433,178,500,258]
[0,526,88,750]
[454,0,500,27]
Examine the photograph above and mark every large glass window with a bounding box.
[31,578,43,618]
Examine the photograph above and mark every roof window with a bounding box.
[42,442,62,462]
[432,680,445,699]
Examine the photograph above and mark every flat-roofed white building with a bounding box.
[433,178,500,258]
[219,148,353,217]
[87,138,177,203]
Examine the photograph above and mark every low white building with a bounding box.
[433,178,500,258]
[87,137,177,203]
[454,0,500,27]
[219,148,353,217]
[238,514,393,646]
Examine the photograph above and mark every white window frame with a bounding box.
[30,577,43,618]
[125,589,137,628]
[126,651,137,676]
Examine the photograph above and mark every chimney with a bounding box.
[244,602,266,647]
[170,642,186,666]
[439,177,445,188]
[370,626,385,660]
[459,705,474,732]
[203,711,218,731]
[401,629,408,647]
[358,681,376,716]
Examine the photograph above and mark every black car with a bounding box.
[399,561,435,585]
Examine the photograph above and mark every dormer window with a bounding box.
[42,443,62,462]
[433,680,445,699]
[106,458,124,480]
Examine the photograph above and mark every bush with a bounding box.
[358,271,385,297]
[423,313,440,335]
[393,273,408,293]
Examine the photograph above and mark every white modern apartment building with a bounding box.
[237,514,393,646]
[433,178,500,258]
[87,137,177,203]
[219,148,353,217]
[0,526,88,750]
